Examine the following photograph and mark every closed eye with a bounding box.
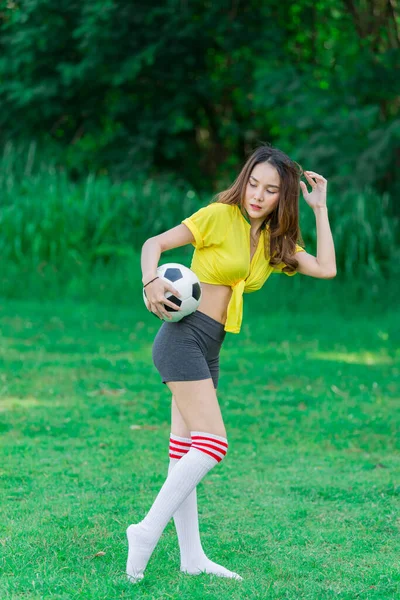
[249,182,275,194]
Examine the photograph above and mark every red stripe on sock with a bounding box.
[169,439,191,448]
[169,448,186,454]
[191,445,224,462]
[169,441,190,450]
[191,441,227,455]
[169,444,190,455]
[169,437,191,461]
[191,435,228,449]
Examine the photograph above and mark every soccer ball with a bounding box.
[143,263,202,322]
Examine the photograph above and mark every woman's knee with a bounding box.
[191,431,229,463]
[171,395,191,439]
[166,379,226,438]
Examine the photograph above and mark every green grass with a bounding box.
[0,286,399,599]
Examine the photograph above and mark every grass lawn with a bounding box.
[0,288,399,599]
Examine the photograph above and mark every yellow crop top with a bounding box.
[182,202,305,334]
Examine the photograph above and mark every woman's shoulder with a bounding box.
[205,201,236,211]
[182,201,236,248]
[191,201,237,219]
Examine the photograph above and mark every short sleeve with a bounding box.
[181,203,233,249]
[273,244,305,276]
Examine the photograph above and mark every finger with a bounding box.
[299,181,309,196]
[165,299,181,311]
[167,288,182,298]
[304,173,317,187]
[304,171,327,182]
[160,300,180,317]
[304,170,322,177]
[150,303,167,320]
[162,305,176,319]
[160,295,181,311]
[304,171,316,181]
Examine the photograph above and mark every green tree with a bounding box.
[0,0,399,202]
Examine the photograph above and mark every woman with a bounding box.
[127,144,336,582]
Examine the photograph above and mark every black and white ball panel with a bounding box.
[192,282,201,301]
[163,267,184,282]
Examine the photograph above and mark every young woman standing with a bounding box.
[127,145,336,582]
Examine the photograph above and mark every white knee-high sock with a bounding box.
[169,433,243,580]
[168,434,205,562]
[126,431,228,582]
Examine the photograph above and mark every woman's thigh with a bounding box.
[167,379,226,438]
[152,313,226,436]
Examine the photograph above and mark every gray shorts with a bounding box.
[152,310,227,390]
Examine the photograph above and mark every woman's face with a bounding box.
[244,161,280,225]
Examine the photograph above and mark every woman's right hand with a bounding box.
[143,278,182,321]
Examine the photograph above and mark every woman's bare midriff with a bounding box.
[196,282,233,325]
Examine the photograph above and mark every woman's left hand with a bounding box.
[300,171,327,210]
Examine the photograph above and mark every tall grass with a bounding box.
[299,187,399,280]
[0,141,203,268]
[0,141,398,300]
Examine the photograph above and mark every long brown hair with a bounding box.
[212,144,304,273]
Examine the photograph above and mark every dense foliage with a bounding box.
[0,0,399,201]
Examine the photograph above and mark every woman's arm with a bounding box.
[141,224,195,285]
[295,171,336,279]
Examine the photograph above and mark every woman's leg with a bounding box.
[126,378,232,582]
[169,394,242,579]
